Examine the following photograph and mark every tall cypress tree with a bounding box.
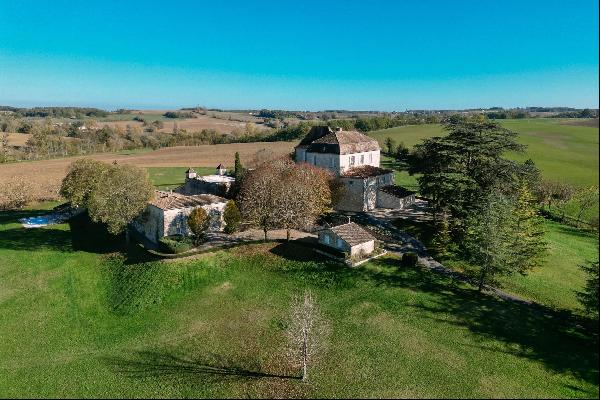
[234,151,243,180]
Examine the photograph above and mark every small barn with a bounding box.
[318,222,375,257]
[133,190,227,243]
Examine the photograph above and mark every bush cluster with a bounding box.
[158,235,194,254]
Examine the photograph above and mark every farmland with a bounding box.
[97,110,267,134]
[368,118,599,187]
[0,204,597,398]
[0,142,295,200]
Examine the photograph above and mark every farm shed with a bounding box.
[318,222,376,257]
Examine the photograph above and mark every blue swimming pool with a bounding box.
[19,215,59,227]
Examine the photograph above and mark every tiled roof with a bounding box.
[341,165,393,178]
[328,222,375,246]
[298,126,380,155]
[148,191,226,211]
[308,130,380,155]
[379,185,416,198]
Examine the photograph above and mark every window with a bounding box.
[369,152,373,163]
[360,154,364,164]
[330,158,335,168]
[323,233,331,245]
[350,156,355,166]
[313,155,317,165]
[337,238,344,248]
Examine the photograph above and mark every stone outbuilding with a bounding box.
[318,222,376,258]
[176,165,235,198]
[133,190,227,243]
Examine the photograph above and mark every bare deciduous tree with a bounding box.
[286,290,324,382]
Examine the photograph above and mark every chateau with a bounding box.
[294,126,416,211]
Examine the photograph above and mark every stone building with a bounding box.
[175,166,235,198]
[295,126,416,211]
[133,190,227,243]
[318,222,376,257]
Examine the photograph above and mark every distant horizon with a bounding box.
[1,101,599,114]
[1,1,598,110]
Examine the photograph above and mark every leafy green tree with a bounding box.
[87,163,154,235]
[223,200,242,233]
[187,207,210,244]
[511,182,547,272]
[384,137,396,155]
[395,141,409,163]
[410,115,524,222]
[60,159,110,208]
[577,260,599,319]
[464,191,519,291]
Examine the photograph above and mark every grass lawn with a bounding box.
[369,118,599,188]
[0,205,597,398]
[394,218,598,312]
[147,166,227,191]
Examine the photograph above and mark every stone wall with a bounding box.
[135,202,227,243]
[349,240,375,257]
[163,202,227,237]
[335,177,367,211]
[176,178,232,198]
[376,191,416,209]
[132,205,164,242]
[297,148,381,176]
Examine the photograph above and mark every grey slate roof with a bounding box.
[328,222,375,246]
[149,191,226,211]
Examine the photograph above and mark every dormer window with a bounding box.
[350,156,355,166]
[360,154,364,164]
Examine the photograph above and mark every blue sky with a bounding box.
[0,0,598,110]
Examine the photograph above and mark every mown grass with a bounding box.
[394,217,598,312]
[0,206,597,398]
[369,118,599,188]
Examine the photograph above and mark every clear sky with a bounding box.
[0,0,598,110]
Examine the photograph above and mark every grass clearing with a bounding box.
[0,205,597,398]
[394,217,598,311]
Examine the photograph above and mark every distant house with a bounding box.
[294,126,416,211]
[133,190,227,243]
[318,222,376,257]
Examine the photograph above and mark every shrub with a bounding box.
[401,252,419,267]
[0,178,33,210]
[187,207,210,244]
[158,235,193,254]
[223,200,242,233]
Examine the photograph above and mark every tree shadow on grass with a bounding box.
[273,254,598,390]
[103,349,300,384]
[0,209,126,254]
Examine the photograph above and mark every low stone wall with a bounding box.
[376,191,416,209]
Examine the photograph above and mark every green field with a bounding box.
[396,216,598,311]
[498,221,598,310]
[147,166,224,191]
[98,113,170,122]
[0,205,597,398]
[369,118,599,187]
